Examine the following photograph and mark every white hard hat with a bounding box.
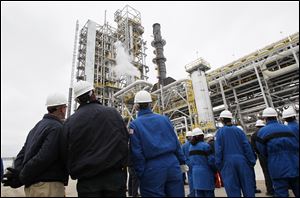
[219,110,233,119]
[73,80,94,98]
[205,133,214,139]
[262,107,278,117]
[134,90,152,103]
[282,107,296,119]
[255,119,265,127]
[236,125,244,131]
[192,128,204,136]
[46,93,67,107]
[186,131,193,137]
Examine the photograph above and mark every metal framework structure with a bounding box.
[114,5,149,80]
[113,80,153,126]
[73,6,298,138]
[206,32,299,134]
[113,78,198,144]
[152,79,200,143]
[75,5,149,107]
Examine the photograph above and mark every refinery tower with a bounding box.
[69,5,299,139]
[69,5,149,112]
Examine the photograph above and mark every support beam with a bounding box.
[254,65,269,107]
[232,88,245,127]
[219,80,228,110]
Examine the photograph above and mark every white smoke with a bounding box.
[111,41,140,84]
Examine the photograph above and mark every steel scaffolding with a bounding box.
[114,5,149,80]
[75,5,149,107]
[73,6,298,137]
[207,32,299,134]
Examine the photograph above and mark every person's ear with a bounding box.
[135,104,140,110]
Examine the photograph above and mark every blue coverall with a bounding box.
[215,125,256,197]
[129,108,185,197]
[182,140,194,197]
[286,120,299,141]
[189,141,216,197]
[256,120,299,197]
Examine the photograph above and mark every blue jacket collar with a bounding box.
[137,108,153,117]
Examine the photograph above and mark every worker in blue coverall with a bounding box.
[129,90,188,197]
[237,125,262,194]
[214,110,256,197]
[182,131,194,197]
[256,107,299,197]
[251,120,274,196]
[189,128,216,197]
[282,106,299,141]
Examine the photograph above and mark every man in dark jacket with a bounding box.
[62,80,129,197]
[2,93,69,197]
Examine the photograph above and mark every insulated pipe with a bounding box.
[113,80,153,98]
[219,80,228,110]
[152,78,190,94]
[261,63,298,80]
[208,46,299,86]
[288,34,299,68]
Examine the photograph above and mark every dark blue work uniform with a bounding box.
[256,120,299,197]
[215,125,256,197]
[286,120,299,141]
[189,141,216,197]
[129,108,185,197]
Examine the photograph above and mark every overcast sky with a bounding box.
[1,1,299,157]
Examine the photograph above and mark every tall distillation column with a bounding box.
[151,23,167,86]
[185,58,216,131]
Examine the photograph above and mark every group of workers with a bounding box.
[1,80,299,197]
[182,107,298,197]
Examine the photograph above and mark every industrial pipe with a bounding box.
[208,46,299,86]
